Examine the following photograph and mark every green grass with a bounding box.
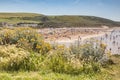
[0,71,110,80]
[0,13,42,18]
[0,18,39,24]
[0,55,119,80]
[0,13,42,24]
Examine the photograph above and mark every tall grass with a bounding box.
[0,45,29,71]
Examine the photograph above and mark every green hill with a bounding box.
[0,13,43,23]
[0,13,43,17]
[0,13,119,27]
[46,16,120,27]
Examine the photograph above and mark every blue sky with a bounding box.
[0,0,120,21]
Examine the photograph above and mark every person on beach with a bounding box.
[78,36,81,41]
[109,48,112,52]
[105,33,108,38]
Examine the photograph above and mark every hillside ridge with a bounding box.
[0,13,120,27]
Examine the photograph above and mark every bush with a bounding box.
[0,27,51,54]
[69,42,108,73]
[70,43,106,62]
[19,52,46,71]
[0,45,30,71]
[0,45,47,71]
[99,55,114,68]
[44,48,82,74]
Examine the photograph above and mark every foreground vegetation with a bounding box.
[0,27,119,80]
[0,55,119,80]
[0,13,120,27]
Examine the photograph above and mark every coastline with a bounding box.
[52,28,113,44]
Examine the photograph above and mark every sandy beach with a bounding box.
[38,27,113,45]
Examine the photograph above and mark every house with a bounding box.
[17,23,39,27]
[0,22,15,27]
[0,22,10,27]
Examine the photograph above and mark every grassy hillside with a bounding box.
[0,13,120,27]
[0,13,43,23]
[0,13,42,17]
[46,16,120,27]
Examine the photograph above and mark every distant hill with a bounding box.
[0,13,43,23]
[0,13,42,17]
[0,13,120,27]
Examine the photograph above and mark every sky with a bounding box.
[0,0,120,21]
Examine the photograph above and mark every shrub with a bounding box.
[19,52,46,71]
[0,27,51,54]
[99,55,114,68]
[0,45,47,71]
[70,43,105,63]
[0,45,30,71]
[43,48,82,74]
[69,42,108,73]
